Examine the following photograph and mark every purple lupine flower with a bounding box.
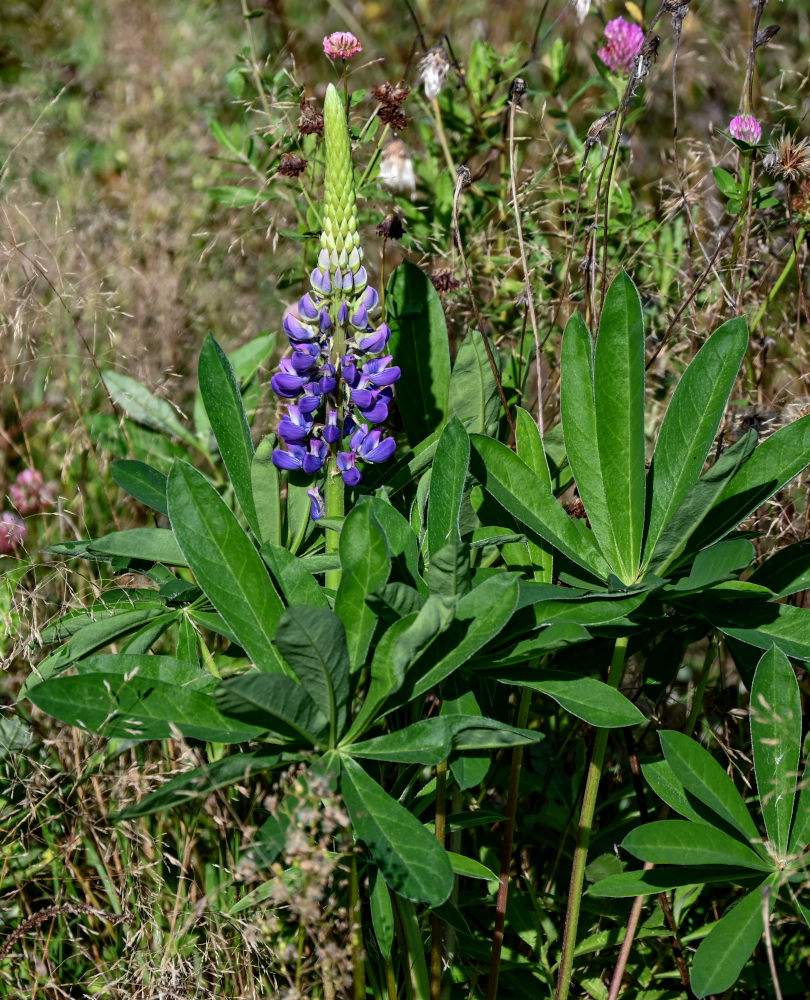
[729,115,762,145]
[0,511,26,555]
[307,487,326,520]
[269,84,398,519]
[323,31,362,60]
[597,17,645,75]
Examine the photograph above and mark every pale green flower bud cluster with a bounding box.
[321,84,363,277]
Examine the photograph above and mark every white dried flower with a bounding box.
[378,139,416,196]
[570,0,590,24]
[417,44,450,100]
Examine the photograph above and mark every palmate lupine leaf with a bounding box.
[427,416,470,559]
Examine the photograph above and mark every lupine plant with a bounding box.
[16,9,810,1000]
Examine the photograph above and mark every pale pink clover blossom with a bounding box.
[729,115,762,145]
[597,17,645,75]
[323,32,362,60]
[0,511,26,555]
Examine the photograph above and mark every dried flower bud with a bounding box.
[569,0,590,24]
[755,24,780,48]
[791,178,810,224]
[371,82,410,107]
[378,139,416,195]
[417,44,451,100]
[378,105,408,131]
[299,100,324,137]
[376,213,405,240]
[429,268,461,293]
[277,153,308,178]
[763,133,810,182]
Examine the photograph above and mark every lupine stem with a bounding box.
[486,686,532,1000]
[349,853,365,1000]
[325,460,344,591]
[430,759,449,1000]
[554,634,629,1000]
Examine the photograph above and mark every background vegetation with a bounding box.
[2,0,810,997]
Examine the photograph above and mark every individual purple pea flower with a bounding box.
[322,409,341,444]
[336,451,362,486]
[597,17,644,75]
[729,115,762,145]
[352,425,396,464]
[307,486,326,520]
[278,405,315,444]
[271,359,311,398]
[323,31,362,61]
[0,511,27,555]
[356,323,391,354]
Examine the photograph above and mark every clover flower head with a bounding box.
[0,511,26,555]
[270,84,398,517]
[729,115,763,145]
[598,17,645,75]
[323,32,362,60]
[10,469,56,516]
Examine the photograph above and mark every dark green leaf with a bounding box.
[643,317,747,569]
[448,330,499,435]
[339,757,454,905]
[198,334,258,535]
[497,669,645,727]
[690,882,771,998]
[261,543,329,608]
[593,272,646,582]
[622,820,774,871]
[696,411,810,547]
[470,435,609,578]
[252,436,282,545]
[88,529,187,566]
[346,715,539,765]
[750,647,801,858]
[167,461,286,673]
[334,503,390,671]
[111,460,168,515]
[29,672,264,743]
[749,540,810,597]
[386,261,450,445]
[590,866,763,897]
[660,730,762,844]
[115,749,283,819]
[214,672,328,744]
[275,606,350,744]
[427,417,470,557]
[370,870,395,958]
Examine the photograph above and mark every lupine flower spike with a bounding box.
[729,115,762,145]
[271,84,399,519]
[597,17,645,75]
